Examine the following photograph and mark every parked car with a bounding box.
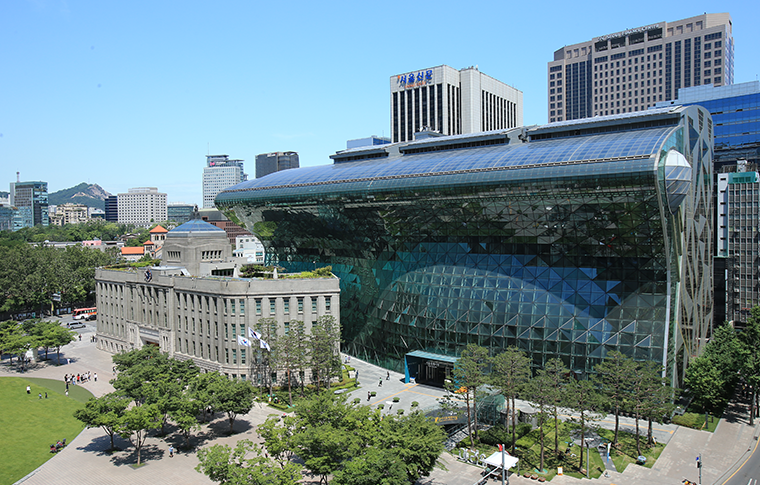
[67,322,86,329]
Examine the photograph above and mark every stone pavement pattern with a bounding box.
[4,318,759,485]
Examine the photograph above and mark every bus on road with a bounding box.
[73,307,97,320]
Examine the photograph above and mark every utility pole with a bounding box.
[696,454,702,485]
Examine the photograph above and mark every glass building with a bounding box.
[217,106,713,384]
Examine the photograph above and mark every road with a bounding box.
[721,432,760,485]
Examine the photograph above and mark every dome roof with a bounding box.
[167,219,227,238]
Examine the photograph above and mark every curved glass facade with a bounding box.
[217,106,713,382]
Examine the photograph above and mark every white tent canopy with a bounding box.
[483,451,519,470]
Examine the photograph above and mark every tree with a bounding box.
[331,448,408,485]
[566,379,604,473]
[309,315,341,392]
[375,409,446,482]
[740,309,760,424]
[257,414,297,467]
[117,403,161,465]
[629,360,670,456]
[47,324,77,365]
[490,347,531,454]
[447,343,489,447]
[211,377,255,434]
[196,439,301,485]
[543,358,570,456]
[594,351,636,445]
[276,320,308,405]
[170,397,203,449]
[526,366,554,472]
[191,371,228,422]
[73,392,130,450]
[684,355,729,429]
[254,317,278,395]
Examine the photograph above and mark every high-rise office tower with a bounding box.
[255,152,299,179]
[11,180,49,229]
[202,155,247,208]
[390,65,523,143]
[117,187,167,227]
[547,13,734,122]
[105,195,118,222]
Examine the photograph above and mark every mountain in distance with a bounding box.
[49,183,112,210]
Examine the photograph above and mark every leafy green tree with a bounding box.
[629,360,672,456]
[47,324,77,365]
[73,392,130,450]
[684,354,729,429]
[191,371,228,422]
[257,414,297,467]
[309,315,341,392]
[117,403,161,465]
[740,309,760,424]
[170,397,203,449]
[490,346,531,454]
[211,377,255,434]
[447,343,489,447]
[594,350,636,445]
[375,409,446,482]
[196,439,301,485]
[331,447,408,485]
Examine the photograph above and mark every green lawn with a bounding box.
[597,427,665,473]
[672,412,720,432]
[0,377,91,485]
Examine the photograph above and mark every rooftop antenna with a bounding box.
[16,171,20,182]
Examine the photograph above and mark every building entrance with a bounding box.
[404,350,458,387]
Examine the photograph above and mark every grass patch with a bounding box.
[0,377,90,485]
[672,412,720,432]
[597,427,665,472]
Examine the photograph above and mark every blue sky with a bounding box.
[1,1,758,206]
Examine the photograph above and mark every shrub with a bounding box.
[392,397,400,403]
[377,403,384,410]
[371,391,377,397]
[397,409,404,415]
[353,398,361,405]
[411,401,419,408]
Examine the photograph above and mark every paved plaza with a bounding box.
[3,317,759,485]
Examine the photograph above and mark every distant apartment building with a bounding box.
[255,152,299,179]
[168,203,196,224]
[105,196,118,222]
[390,65,523,143]
[10,181,49,229]
[50,203,89,226]
[0,204,15,231]
[202,155,247,209]
[234,234,265,264]
[117,187,167,227]
[547,13,734,121]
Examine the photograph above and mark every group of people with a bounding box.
[64,371,96,387]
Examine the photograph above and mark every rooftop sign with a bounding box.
[396,69,433,89]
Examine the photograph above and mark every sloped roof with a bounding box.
[121,246,145,255]
[150,225,168,233]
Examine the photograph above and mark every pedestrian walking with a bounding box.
[67,358,70,365]
[38,393,42,399]
[386,371,390,380]
[169,445,174,458]
[367,390,371,401]
[94,373,97,382]
[26,385,31,394]
[45,392,48,398]
[379,378,382,387]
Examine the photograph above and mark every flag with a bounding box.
[498,444,503,452]
[237,335,251,347]
[259,339,271,351]
[248,327,260,340]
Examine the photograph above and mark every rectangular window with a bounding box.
[232,349,237,364]
[312,299,317,313]
[325,297,331,312]
[284,300,290,313]
[239,300,245,315]
[270,300,276,314]
[231,301,236,315]
[241,349,246,365]
[298,297,304,313]
[255,299,262,315]
[284,321,290,336]
[225,349,229,364]
[231,324,236,337]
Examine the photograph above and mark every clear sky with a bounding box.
[1,1,758,206]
